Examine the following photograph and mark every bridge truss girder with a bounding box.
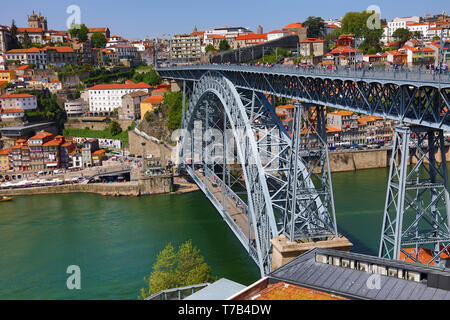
[179,71,338,276]
[160,68,450,131]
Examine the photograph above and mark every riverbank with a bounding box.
[329,145,450,172]
[0,178,198,197]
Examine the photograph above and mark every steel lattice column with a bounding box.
[379,126,450,266]
[284,104,338,241]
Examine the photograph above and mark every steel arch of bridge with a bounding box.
[178,71,338,276]
[159,65,450,131]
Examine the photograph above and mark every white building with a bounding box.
[203,27,251,41]
[267,30,296,42]
[107,44,139,60]
[1,108,25,119]
[16,27,44,44]
[64,99,86,117]
[106,35,129,47]
[88,82,152,116]
[0,93,37,110]
[71,153,83,168]
[383,16,421,43]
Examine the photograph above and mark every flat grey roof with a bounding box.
[269,248,450,300]
[184,278,246,300]
[0,122,54,131]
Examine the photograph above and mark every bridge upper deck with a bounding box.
[158,64,450,88]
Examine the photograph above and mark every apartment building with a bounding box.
[5,48,47,69]
[170,34,203,64]
[28,131,54,171]
[1,93,37,110]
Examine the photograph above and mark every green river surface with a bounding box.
[0,167,409,299]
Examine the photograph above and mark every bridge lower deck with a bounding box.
[194,170,253,241]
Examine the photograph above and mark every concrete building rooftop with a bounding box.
[184,278,246,300]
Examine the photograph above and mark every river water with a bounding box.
[1,167,396,299]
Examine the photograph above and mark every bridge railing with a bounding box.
[145,283,210,300]
[159,64,450,85]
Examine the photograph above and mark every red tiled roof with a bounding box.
[284,23,303,29]
[89,82,151,90]
[408,47,435,52]
[301,38,324,43]
[15,65,30,70]
[6,48,41,54]
[143,95,164,105]
[43,139,62,147]
[29,133,47,140]
[17,28,43,33]
[92,149,106,155]
[89,28,109,33]
[1,94,35,99]
[43,46,75,53]
[0,149,11,155]
[2,109,24,114]
[236,33,267,41]
[207,35,225,39]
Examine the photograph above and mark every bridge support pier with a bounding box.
[379,126,450,267]
[283,103,339,241]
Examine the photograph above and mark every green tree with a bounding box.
[109,120,122,135]
[392,28,412,45]
[219,39,230,51]
[22,31,32,49]
[69,24,89,42]
[166,91,183,130]
[139,240,213,299]
[10,20,21,49]
[303,16,326,38]
[205,44,215,53]
[432,35,440,42]
[91,32,107,48]
[341,10,383,54]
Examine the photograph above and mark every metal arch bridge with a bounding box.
[158,65,450,277]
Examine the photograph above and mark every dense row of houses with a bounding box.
[0,132,106,172]
[276,105,394,148]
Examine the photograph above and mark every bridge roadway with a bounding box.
[193,169,252,241]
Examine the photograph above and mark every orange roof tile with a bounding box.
[143,95,164,105]
[251,282,348,300]
[1,93,35,99]
[236,33,267,41]
[0,149,11,155]
[17,28,43,33]
[2,108,24,113]
[329,110,353,116]
[92,149,105,155]
[284,23,303,29]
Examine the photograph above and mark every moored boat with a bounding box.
[0,196,13,202]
